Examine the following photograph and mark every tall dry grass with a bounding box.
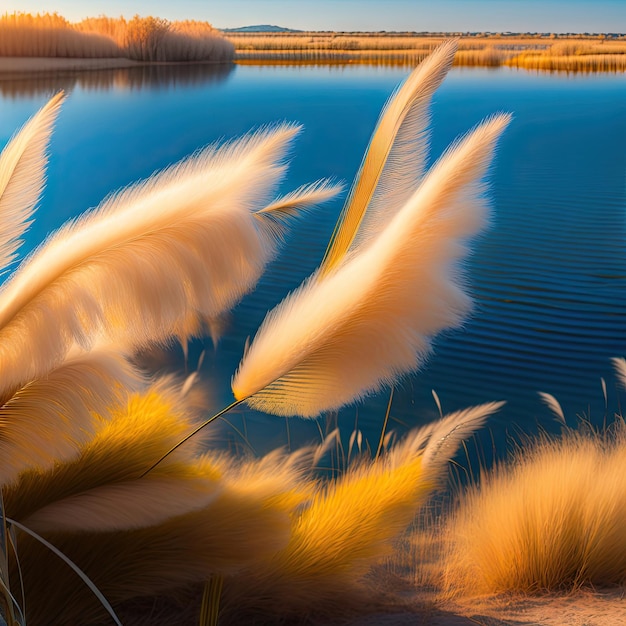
[0,12,235,62]
[0,12,120,58]
[0,120,338,397]
[442,422,626,595]
[228,31,626,71]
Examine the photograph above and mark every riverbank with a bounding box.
[0,57,144,74]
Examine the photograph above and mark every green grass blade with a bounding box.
[7,518,122,626]
[198,575,223,626]
[0,493,23,626]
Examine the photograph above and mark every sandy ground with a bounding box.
[346,589,626,625]
[0,57,143,74]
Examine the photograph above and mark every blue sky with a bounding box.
[3,0,625,33]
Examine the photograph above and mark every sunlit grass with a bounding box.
[0,12,234,62]
[441,421,626,595]
[229,31,626,71]
[8,37,624,625]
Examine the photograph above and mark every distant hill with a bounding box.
[222,25,301,33]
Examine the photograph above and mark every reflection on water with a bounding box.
[0,62,234,98]
[0,64,625,462]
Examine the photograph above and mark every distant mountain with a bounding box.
[222,25,301,33]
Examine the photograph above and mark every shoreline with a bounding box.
[0,57,230,75]
[0,57,143,74]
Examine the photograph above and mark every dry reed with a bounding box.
[220,402,502,623]
[3,383,316,624]
[0,119,338,397]
[228,31,626,71]
[0,12,234,63]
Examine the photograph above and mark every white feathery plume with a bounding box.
[320,40,458,273]
[233,114,511,417]
[256,179,344,239]
[612,357,626,390]
[0,92,64,273]
[0,123,340,396]
[0,347,142,487]
[415,401,504,481]
[538,391,566,425]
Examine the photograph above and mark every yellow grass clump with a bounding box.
[220,402,502,623]
[442,423,626,595]
[0,12,235,62]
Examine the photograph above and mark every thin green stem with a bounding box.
[7,519,121,626]
[375,386,394,460]
[140,398,245,477]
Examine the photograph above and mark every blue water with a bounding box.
[0,63,625,459]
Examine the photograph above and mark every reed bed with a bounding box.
[229,31,626,71]
[0,12,234,62]
[0,12,120,58]
[505,51,626,72]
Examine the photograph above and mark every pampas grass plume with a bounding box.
[233,113,510,417]
[11,445,313,625]
[0,119,339,397]
[0,347,142,486]
[0,91,64,272]
[4,380,219,532]
[221,402,501,622]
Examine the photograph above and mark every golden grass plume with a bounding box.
[0,91,63,271]
[232,113,510,417]
[320,39,458,272]
[221,402,502,622]
[4,383,319,624]
[0,106,339,397]
[3,378,218,533]
[0,347,142,487]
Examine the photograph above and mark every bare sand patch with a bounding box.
[346,590,626,625]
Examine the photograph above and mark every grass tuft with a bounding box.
[442,422,626,595]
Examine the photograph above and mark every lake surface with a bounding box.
[0,63,625,460]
